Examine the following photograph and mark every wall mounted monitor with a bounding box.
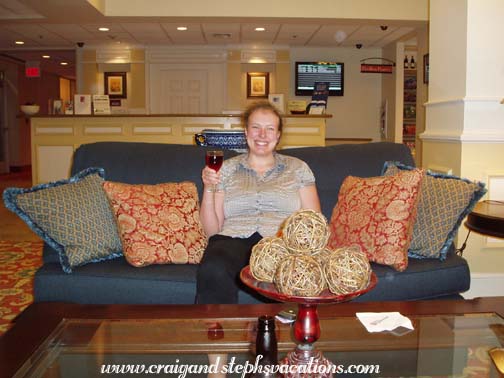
[295,62,344,96]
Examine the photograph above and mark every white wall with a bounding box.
[290,47,383,140]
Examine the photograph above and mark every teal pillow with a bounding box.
[382,161,486,260]
[3,167,122,273]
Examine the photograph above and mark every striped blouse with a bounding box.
[216,152,316,238]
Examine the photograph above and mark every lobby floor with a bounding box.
[0,170,40,242]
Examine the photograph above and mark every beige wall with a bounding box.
[102,0,428,20]
[291,47,383,140]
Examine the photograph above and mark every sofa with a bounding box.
[33,141,471,304]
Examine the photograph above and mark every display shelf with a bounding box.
[403,66,417,155]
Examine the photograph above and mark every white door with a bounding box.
[156,69,208,114]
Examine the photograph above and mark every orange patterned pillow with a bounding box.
[327,169,424,271]
[103,181,207,267]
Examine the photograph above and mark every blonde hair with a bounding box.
[242,101,283,133]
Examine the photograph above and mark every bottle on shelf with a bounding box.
[404,56,409,69]
[252,315,278,378]
[410,56,416,70]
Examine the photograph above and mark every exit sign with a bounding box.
[25,66,40,78]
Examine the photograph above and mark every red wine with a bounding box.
[206,154,223,171]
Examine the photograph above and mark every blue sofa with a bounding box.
[33,141,470,304]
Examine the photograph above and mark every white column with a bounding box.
[422,0,504,284]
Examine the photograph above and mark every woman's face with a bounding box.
[245,109,281,157]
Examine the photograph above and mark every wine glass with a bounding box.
[205,150,224,192]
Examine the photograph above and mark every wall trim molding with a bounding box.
[425,96,502,107]
[420,131,504,143]
[462,273,504,299]
[147,47,227,63]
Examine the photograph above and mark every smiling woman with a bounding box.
[196,100,321,304]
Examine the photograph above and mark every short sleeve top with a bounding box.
[217,153,316,238]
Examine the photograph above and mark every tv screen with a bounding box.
[295,62,344,96]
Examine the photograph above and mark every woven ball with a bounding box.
[249,237,289,282]
[275,254,325,296]
[311,247,334,265]
[282,209,329,254]
[323,246,371,295]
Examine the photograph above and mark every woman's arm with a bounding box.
[200,166,225,236]
[299,184,321,212]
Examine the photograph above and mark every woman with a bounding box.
[196,101,320,304]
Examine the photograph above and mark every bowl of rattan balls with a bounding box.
[249,209,372,297]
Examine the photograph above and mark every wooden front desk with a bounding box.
[30,114,330,185]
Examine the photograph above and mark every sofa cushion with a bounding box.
[3,167,122,273]
[103,181,207,267]
[354,246,471,301]
[33,257,265,304]
[33,247,470,304]
[383,161,486,259]
[327,169,424,271]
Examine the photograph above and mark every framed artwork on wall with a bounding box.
[247,72,269,98]
[104,72,127,99]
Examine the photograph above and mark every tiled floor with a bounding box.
[0,170,40,242]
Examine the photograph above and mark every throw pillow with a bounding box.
[327,169,424,271]
[2,167,123,273]
[102,181,207,267]
[383,161,486,259]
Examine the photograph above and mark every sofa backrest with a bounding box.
[72,141,414,220]
[71,142,239,199]
[280,142,414,219]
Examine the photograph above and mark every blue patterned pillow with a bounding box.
[3,167,122,273]
[382,161,486,260]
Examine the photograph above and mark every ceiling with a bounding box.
[0,0,422,79]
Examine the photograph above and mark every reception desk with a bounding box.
[30,114,330,185]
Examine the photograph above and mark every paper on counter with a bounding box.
[356,312,414,333]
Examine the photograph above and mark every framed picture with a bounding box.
[423,54,429,84]
[247,72,269,98]
[104,72,127,99]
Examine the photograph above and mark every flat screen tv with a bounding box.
[295,62,344,96]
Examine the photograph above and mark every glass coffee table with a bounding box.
[1,298,504,378]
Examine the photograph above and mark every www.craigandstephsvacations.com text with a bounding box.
[100,355,381,376]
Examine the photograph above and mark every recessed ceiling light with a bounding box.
[60,62,68,66]
[177,26,188,31]
[255,27,266,31]
[42,55,51,59]
[98,27,109,32]
[15,41,24,45]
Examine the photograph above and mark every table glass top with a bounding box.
[14,312,504,378]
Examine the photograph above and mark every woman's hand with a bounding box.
[202,166,221,189]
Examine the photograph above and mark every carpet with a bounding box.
[0,240,43,335]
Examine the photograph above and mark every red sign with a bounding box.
[25,66,40,78]
[360,64,394,74]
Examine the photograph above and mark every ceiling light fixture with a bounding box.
[334,30,347,43]
[42,55,50,59]
[177,26,188,31]
[98,27,109,32]
[60,62,68,66]
[255,27,265,31]
[15,41,24,45]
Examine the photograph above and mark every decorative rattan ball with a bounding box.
[323,246,371,295]
[249,237,289,282]
[311,248,334,265]
[275,254,325,296]
[282,209,329,254]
